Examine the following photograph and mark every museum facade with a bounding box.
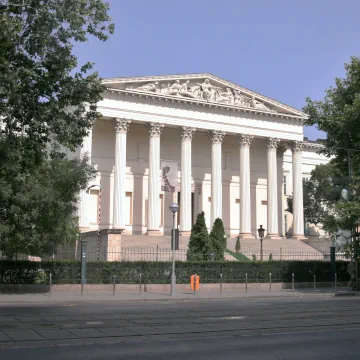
[71,73,329,240]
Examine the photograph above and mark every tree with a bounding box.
[235,236,241,253]
[287,163,345,236]
[0,0,114,256]
[209,218,226,260]
[304,57,360,288]
[187,212,211,261]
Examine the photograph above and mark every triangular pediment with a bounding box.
[102,73,307,118]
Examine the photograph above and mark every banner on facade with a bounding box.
[161,160,179,193]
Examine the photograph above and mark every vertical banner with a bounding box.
[161,160,179,193]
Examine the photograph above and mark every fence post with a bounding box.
[269,272,272,291]
[113,275,116,296]
[49,272,52,297]
[81,240,87,286]
[193,274,197,296]
[139,272,142,296]
[292,273,295,291]
[220,273,223,294]
[330,246,336,283]
[313,274,316,290]
[335,273,337,289]
[245,273,248,293]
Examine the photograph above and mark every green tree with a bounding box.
[303,57,360,287]
[187,212,211,261]
[235,236,241,253]
[0,0,114,256]
[209,218,226,260]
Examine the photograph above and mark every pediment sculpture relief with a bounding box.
[126,78,274,112]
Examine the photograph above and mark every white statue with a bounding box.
[179,80,198,98]
[234,90,250,107]
[198,78,219,101]
[217,88,234,104]
[159,83,170,95]
[250,96,270,111]
[135,82,159,92]
[168,80,181,96]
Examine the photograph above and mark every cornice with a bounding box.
[105,88,306,123]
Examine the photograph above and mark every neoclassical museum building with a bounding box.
[70,73,328,244]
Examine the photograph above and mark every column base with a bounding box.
[179,230,191,236]
[145,228,162,236]
[238,232,255,240]
[291,234,308,241]
[265,233,283,240]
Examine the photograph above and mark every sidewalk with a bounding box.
[0,287,356,304]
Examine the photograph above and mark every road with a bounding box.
[0,297,360,359]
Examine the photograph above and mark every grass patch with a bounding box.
[225,249,251,262]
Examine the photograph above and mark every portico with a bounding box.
[77,73,309,241]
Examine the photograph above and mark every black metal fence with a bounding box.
[1,247,348,262]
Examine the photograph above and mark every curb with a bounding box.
[0,292,343,305]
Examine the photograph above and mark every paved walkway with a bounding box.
[0,287,356,304]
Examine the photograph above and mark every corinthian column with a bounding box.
[78,128,93,230]
[238,134,254,239]
[266,138,281,240]
[147,123,164,235]
[292,141,306,239]
[180,127,195,236]
[210,130,225,224]
[112,118,130,229]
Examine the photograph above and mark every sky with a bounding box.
[75,0,360,140]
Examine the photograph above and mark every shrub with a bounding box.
[235,236,241,253]
[209,218,226,261]
[187,212,211,261]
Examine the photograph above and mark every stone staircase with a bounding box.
[121,234,325,261]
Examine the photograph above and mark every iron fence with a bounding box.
[0,248,350,262]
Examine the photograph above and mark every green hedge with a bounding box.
[0,260,351,285]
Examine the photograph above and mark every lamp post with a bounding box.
[258,225,265,261]
[86,184,101,261]
[169,202,179,296]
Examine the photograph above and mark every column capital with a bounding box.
[292,140,304,153]
[181,127,196,141]
[237,134,253,147]
[209,130,226,144]
[266,137,280,150]
[148,122,164,137]
[112,118,131,133]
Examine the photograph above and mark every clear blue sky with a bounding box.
[75,0,360,140]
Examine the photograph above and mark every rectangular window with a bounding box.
[261,200,267,205]
[284,175,287,195]
[208,197,211,202]
[284,214,288,231]
[235,199,240,204]
[159,194,164,226]
[125,192,132,225]
[89,189,99,224]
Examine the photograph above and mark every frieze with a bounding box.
[127,78,274,112]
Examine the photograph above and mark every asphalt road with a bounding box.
[0,297,360,359]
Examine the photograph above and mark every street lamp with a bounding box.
[258,225,265,261]
[86,184,101,261]
[169,202,179,296]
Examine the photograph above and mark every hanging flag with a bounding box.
[161,160,179,193]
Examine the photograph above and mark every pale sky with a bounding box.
[74,0,360,140]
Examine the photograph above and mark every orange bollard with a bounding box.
[191,274,200,291]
